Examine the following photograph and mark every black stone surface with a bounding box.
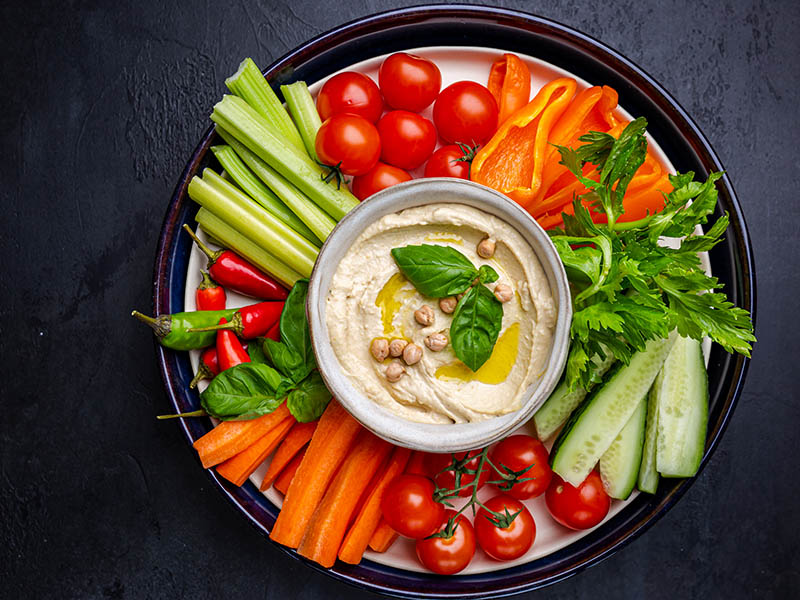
[2,1,798,598]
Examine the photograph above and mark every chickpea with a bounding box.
[385,361,405,382]
[370,338,389,362]
[414,305,435,326]
[494,283,513,303]
[456,292,466,302]
[388,338,408,357]
[439,296,458,314]
[402,343,422,365]
[425,332,449,351]
[477,237,496,259]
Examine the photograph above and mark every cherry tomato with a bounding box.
[475,495,535,561]
[545,471,610,530]
[376,110,436,170]
[381,474,445,539]
[426,450,490,498]
[415,510,476,575]
[490,435,553,500]
[315,114,381,176]
[433,81,499,144]
[405,451,432,477]
[351,161,412,200]
[423,144,475,179]
[316,71,383,123]
[379,52,442,112]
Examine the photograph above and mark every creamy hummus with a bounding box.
[326,203,556,424]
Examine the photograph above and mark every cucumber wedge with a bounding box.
[534,352,616,441]
[637,380,661,493]
[551,333,677,486]
[600,396,646,499]
[655,336,709,478]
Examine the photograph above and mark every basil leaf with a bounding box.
[391,245,477,297]
[478,264,499,284]
[200,363,287,420]
[247,338,269,364]
[450,284,504,371]
[279,280,315,373]
[287,371,332,423]
[263,337,312,383]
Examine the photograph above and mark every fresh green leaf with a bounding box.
[286,371,332,422]
[450,284,504,371]
[279,279,315,372]
[200,363,287,420]
[478,264,499,284]
[263,337,311,383]
[391,245,478,297]
[247,339,269,364]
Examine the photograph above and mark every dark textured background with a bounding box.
[2,1,798,598]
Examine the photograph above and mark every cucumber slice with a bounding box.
[600,396,646,499]
[534,352,616,441]
[637,379,661,494]
[551,333,676,486]
[655,335,709,478]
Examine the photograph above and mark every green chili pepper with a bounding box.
[131,308,236,350]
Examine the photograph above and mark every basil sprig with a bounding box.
[391,244,504,372]
[200,362,286,420]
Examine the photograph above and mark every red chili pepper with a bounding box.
[265,320,281,342]
[184,225,289,300]
[189,301,285,339]
[216,318,251,371]
[188,347,220,389]
[195,271,227,311]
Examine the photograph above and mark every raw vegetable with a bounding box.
[368,519,398,553]
[210,94,359,220]
[378,52,441,112]
[298,430,393,567]
[191,402,291,469]
[380,474,444,539]
[131,308,235,351]
[638,380,661,494]
[599,396,647,499]
[281,81,323,162]
[545,471,610,530]
[199,362,286,420]
[433,81,499,144]
[490,435,553,500]
[474,495,535,561]
[404,451,430,477]
[427,450,489,498]
[316,71,383,123]
[224,57,306,154]
[270,400,362,549]
[216,415,294,486]
[260,421,318,491]
[339,446,412,564]
[195,271,226,311]
[189,347,220,389]
[210,144,320,245]
[550,334,676,486]
[415,511,476,575]
[377,110,436,170]
[351,161,411,200]
[215,318,251,371]
[286,371,331,423]
[315,113,381,176]
[190,301,285,339]
[424,143,477,180]
[654,335,709,477]
[274,449,305,495]
[487,53,532,125]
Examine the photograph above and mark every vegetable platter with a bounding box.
[147,6,754,598]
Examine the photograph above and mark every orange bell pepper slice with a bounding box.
[471,77,577,208]
[487,53,532,125]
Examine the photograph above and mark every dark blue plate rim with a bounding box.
[151,5,756,598]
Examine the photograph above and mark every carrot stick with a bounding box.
[404,450,429,477]
[260,421,317,491]
[274,448,305,495]
[338,446,411,564]
[298,430,393,567]
[368,519,399,553]
[270,400,362,549]
[192,403,291,468]
[216,415,294,486]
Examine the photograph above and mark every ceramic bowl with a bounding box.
[306,178,572,452]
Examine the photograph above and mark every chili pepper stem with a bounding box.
[183,224,222,265]
[189,364,213,389]
[157,409,207,420]
[189,312,243,336]
[131,310,171,338]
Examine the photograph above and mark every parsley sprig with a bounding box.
[550,118,755,389]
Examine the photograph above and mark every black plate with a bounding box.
[152,6,755,598]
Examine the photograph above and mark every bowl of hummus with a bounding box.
[307,178,571,452]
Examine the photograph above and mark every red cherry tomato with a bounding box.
[315,114,381,176]
[433,81,499,144]
[376,110,436,170]
[423,144,475,179]
[379,52,442,112]
[415,510,476,575]
[351,161,412,200]
[426,450,490,498]
[316,71,383,123]
[474,495,535,561]
[545,471,611,530]
[490,435,553,500]
[381,474,445,539]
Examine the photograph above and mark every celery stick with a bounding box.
[225,58,306,155]
[195,208,302,288]
[188,169,317,277]
[216,128,337,241]
[211,94,359,221]
[281,81,322,162]
[210,144,321,246]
